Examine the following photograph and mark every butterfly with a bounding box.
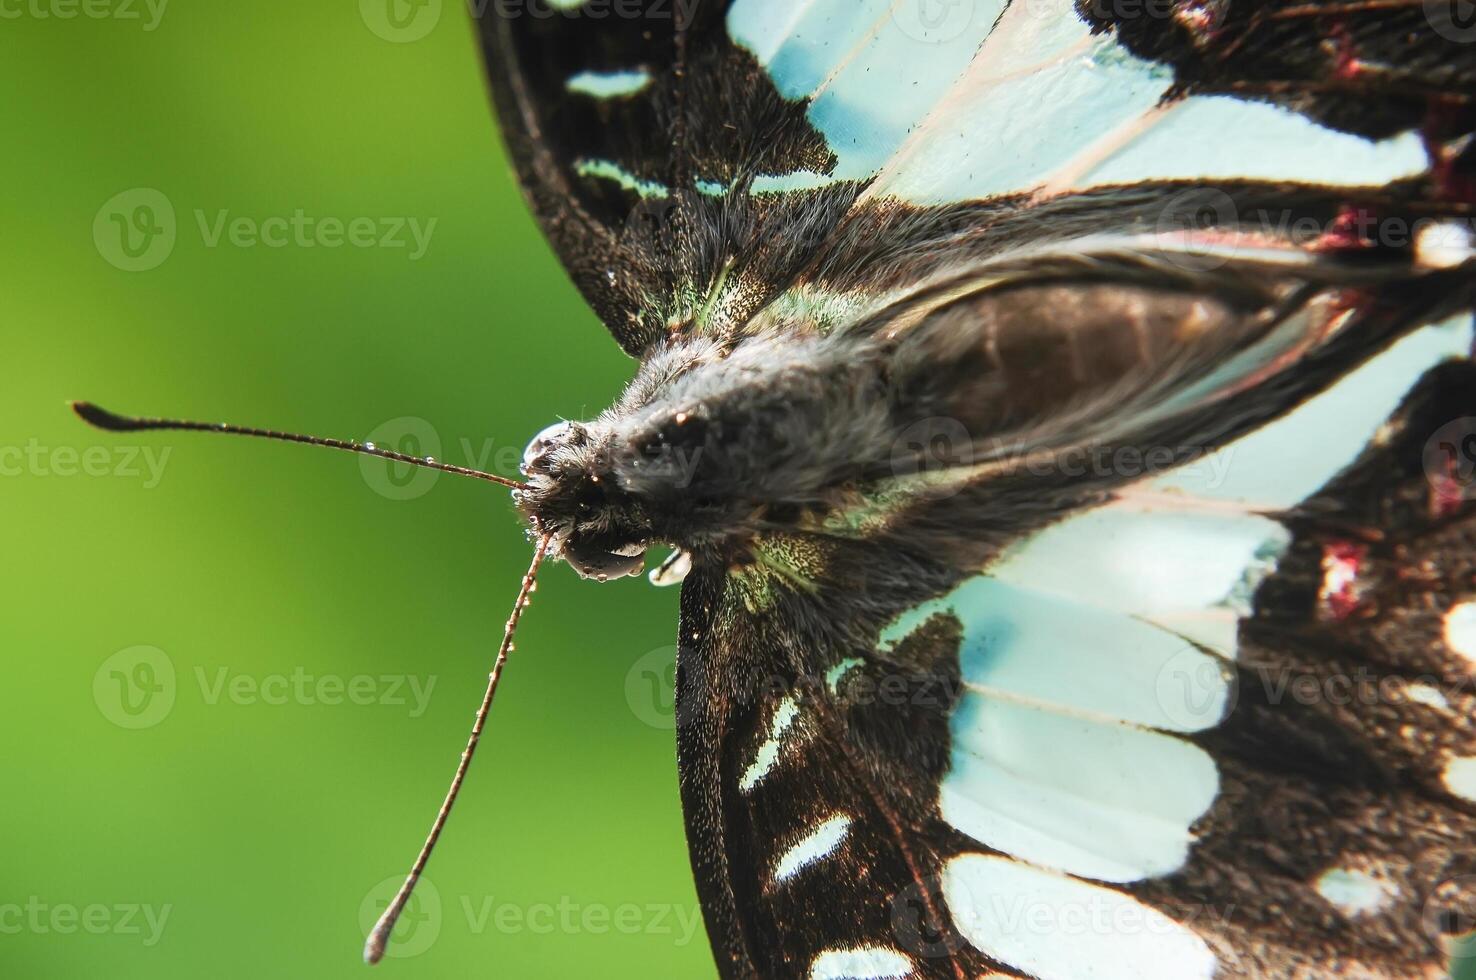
[77,0,1476,977]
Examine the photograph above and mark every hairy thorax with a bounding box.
[513,249,1397,581]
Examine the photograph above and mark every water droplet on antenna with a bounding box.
[364,441,377,452]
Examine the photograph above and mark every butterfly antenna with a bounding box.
[363,532,553,965]
[70,401,527,491]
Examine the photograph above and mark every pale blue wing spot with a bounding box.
[573,159,670,199]
[989,508,1290,660]
[809,946,914,980]
[751,170,842,193]
[728,0,896,100]
[1446,602,1476,664]
[803,3,1005,179]
[1083,95,1428,188]
[943,694,1220,882]
[774,813,853,883]
[876,29,1168,202]
[730,0,1004,183]
[882,577,1231,731]
[1315,868,1396,916]
[566,69,652,98]
[1152,315,1476,507]
[1444,757,1476,803]
[825,656,865,694]
[943,854,1218,980]
[739,694,800,793]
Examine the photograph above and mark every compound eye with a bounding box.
[522,421,576,475]
[563,537,647,582]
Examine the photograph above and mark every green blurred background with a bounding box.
[3,2,705,977]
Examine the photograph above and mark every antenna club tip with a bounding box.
[71,401,135,432]
[363,929,389,966]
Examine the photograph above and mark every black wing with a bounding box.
[475,0,853,355]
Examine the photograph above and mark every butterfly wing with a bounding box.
[476,0,854,354]
[675,312,1476,979]
[477,0,1475,354]
[479,1,1476,976]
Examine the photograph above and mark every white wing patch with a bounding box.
[991,504,1287,660]
[774,813,854,884]
[1074,94,1426,191]
[942,854,1219,980]
[883,577,1233,732]
[1443,757,1476,803]
[809,945,914,980]
[1445,601,1476,665]
[574,159,670,199]
[1315,868,1398,917]
[1150,316,1476,509]
[740,694,801,793]
[566,68,652,98]
[943,694,1220,883]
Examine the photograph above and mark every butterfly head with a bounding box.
[516,419,650,581]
